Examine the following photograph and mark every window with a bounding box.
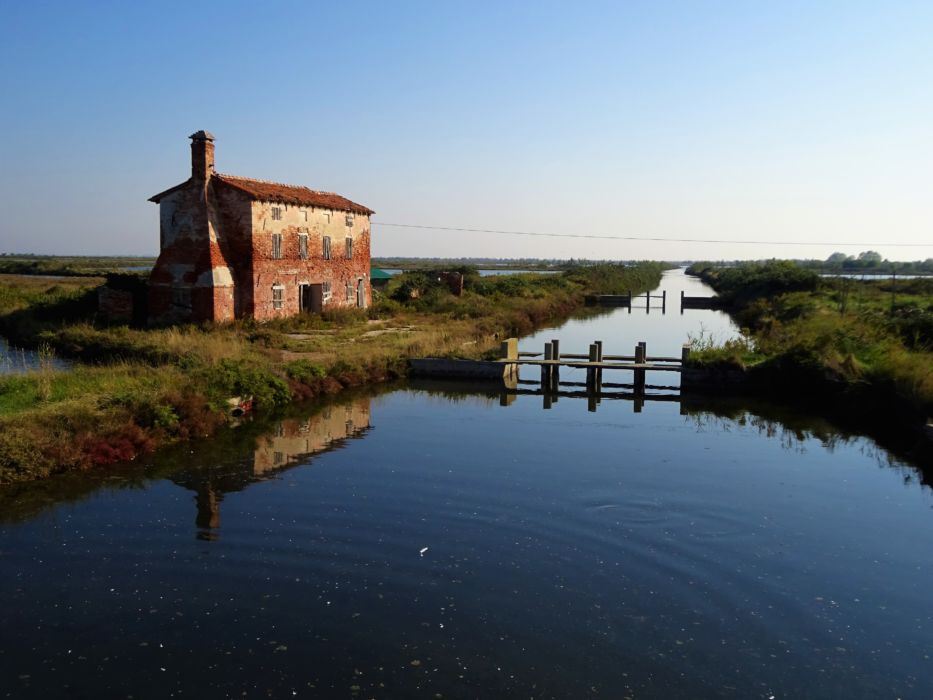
[345,212,354,227]
[171,287,191,309]
[345,236,353,259]
[345,281,353,301]
[271,233,283,259]
[323,212,331,224]
[272,284,284,310]
[271,207,282,221]
[322,236,332,260]
[298,232,309,260]
[322,281,332,301]
[299,209,308,222]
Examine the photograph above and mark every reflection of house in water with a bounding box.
[253,402,369,474]
[171,398,371,539]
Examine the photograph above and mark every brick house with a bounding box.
[147,131,374,323]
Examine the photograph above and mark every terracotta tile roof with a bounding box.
[214,174,374,215]
[148,174,374,216]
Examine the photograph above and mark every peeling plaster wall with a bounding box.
[250,201,372,321]
[149,177,371,324]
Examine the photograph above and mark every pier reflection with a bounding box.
[171,398,371,540]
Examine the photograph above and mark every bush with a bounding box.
[697,261,820,305]
[203,359,291,409]
[285,359,326,383]
[100,390,179,430]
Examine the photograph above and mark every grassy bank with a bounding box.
[0,262,666,483]
[685,261,933,423]
[0,255,154,277]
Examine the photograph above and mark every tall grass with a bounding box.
[688,262,933,417]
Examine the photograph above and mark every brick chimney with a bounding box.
[189,130,215,180]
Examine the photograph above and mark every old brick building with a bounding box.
[148,131,374,323]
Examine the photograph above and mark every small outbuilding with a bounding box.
[370,267,393,293]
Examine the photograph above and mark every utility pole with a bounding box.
[891,266,896,317]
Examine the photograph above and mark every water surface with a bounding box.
[1,388,930,698]
[2,269,931,698]
[0,337,71,375]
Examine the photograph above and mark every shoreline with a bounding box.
[0,264,667,483]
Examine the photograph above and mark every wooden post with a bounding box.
[634,342,646,398]
[551,338,560,388]
[662,290,667,314]
[681,343,691,366]
[542,342,553,389]
[680,289,685,315]
[588,393,597,413]
[646,290,650,313]
[628,290,632,314]
[594,340,603,390]
[586,342,598,390]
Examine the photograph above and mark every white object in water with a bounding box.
[419,547,429,556]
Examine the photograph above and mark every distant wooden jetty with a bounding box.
[679,290,725,310]
[583,289,727,313]
[585,290,667,313]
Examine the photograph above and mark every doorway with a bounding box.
[356,278,366,308]
[299,284,323,313]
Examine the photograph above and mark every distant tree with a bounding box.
[857,251,883,266]
[826,252,849,265]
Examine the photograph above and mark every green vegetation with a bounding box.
[372,257,570,271]
[0,254,154,277]
[687,253,933,277]
[0,262,664,483]
[686,261,933,420]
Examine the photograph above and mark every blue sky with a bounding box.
[1,1,930,260]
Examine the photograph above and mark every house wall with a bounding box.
[249,201,372,320]
[148,182,248,324]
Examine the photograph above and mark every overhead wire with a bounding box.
[371,221,932,248]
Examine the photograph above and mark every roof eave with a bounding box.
[148,179,191,204]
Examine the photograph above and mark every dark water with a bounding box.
[0,337,71,375]
[2,271,932,698]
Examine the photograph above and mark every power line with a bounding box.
[372,221,933,248]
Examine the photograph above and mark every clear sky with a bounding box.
[0,1,930,261]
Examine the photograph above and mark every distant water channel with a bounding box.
[2,270,932,698]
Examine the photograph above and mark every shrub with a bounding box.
[285,359,326,384]
[203,359,290,409]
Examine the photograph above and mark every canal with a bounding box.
[1,270,931,698]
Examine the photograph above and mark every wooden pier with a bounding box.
[409,336,750,411]
[679,290,725,311]
[500,336,688,395]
